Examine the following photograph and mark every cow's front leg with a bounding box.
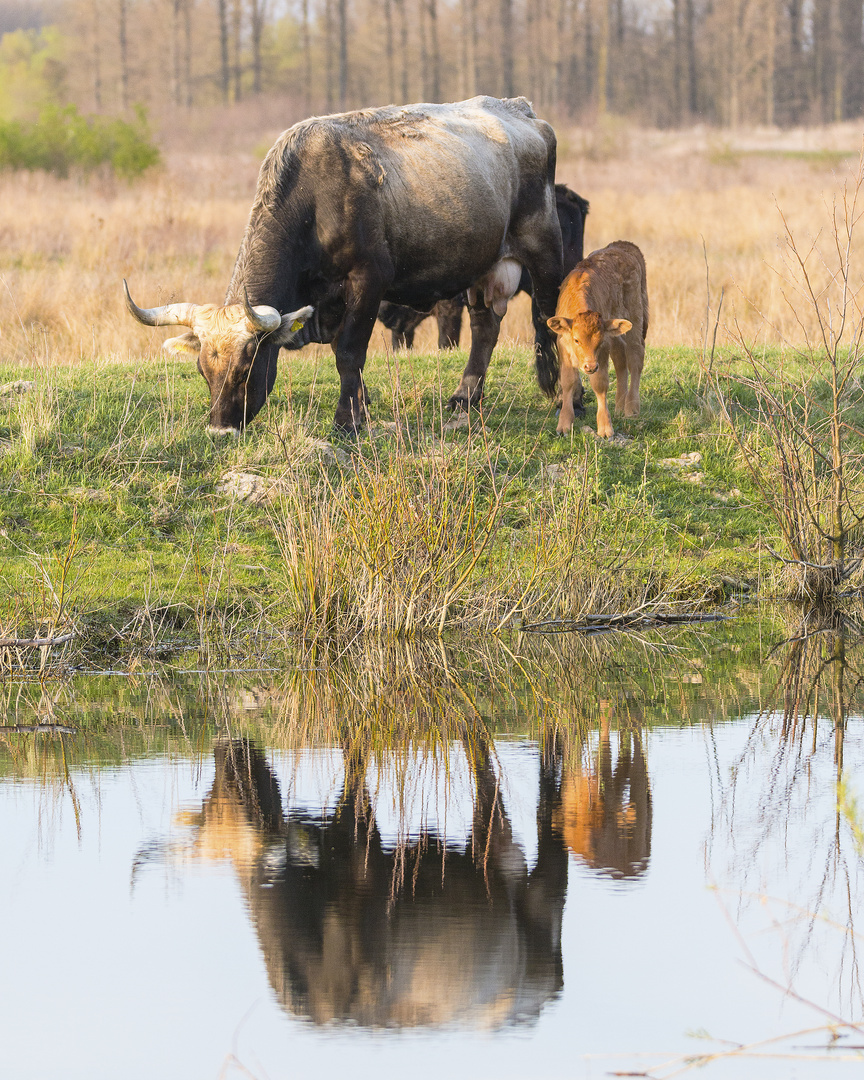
[448,298,502,411]
[333,270,386,430]
[588,365,614,438]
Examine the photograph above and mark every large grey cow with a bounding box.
[124,96,564,433]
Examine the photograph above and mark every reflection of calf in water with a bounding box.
[555,708,652,879]
[194,735,568,1029]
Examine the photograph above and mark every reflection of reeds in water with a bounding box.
[707,619,864,1027]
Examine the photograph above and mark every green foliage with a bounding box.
[0,103,160,178]
[0,27,66,119]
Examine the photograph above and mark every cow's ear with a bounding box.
[272,305,314,346]
[163,332,201,356]
[605,318,632,336]
[547,316,572,334]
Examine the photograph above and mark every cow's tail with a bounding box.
[535,347,560,398]
[533,297,560,398]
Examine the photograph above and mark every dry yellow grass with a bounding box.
[1,122,863,368]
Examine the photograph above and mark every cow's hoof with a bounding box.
[447,393,481,413]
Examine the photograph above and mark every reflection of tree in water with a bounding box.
[707,615,864,1017]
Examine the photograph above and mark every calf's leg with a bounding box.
[611,339,629,415]
[624,340,645,417]
[588,362,614,438]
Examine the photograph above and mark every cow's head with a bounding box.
[546,312,631,375]
[124,281,313,434]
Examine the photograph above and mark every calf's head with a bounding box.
[124,281,313,434]
[547,312,631,374]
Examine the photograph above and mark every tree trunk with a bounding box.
[685,0,697,115]
[419,0,429,98]
[765,0,776,124]
[250,0,265,95]
[171,0,182,106]
[839,0,863,119]
[428,0,441,100]
[218,0,230,103]
[183,0,193,106]
[337,0,348,108]
[118,0,129,109]
[672,0,682,122]
[324,0,334,111]
[395,0,409,100]
[232,0,242,102]
[383,0,395,102]
[462,0,477,98]
[596,0,609,117]
[812,0,833,122]
[301,0,311,111]
[91,0,102,110]
[500,0,515,97]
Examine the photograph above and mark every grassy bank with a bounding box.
[0,339,782,658]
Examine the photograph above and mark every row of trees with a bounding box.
[8,0,864,128]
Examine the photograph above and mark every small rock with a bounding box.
[215,470,285,505]
[0,380,36,397]
[303,438,351,467]
[659,451,702,469]
[442,412,472,431]
[681,471,705,485]
[540,463,567,484]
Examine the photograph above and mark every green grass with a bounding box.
[0,341,814,657]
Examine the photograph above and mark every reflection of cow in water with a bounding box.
[183,735,568,1029]
[555,708,652,879]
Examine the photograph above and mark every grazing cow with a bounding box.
[124,96,563,433]
[547,240,648,438]
[378,184,590,351]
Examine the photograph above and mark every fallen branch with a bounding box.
[520,612,727,634]
[0,632,75,648]
[0,724,76,734]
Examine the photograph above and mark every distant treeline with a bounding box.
[4,0,864,127]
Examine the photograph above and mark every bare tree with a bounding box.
[118,0,129,109]
[218,0,230,102]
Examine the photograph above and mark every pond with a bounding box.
[2,616,863,1079]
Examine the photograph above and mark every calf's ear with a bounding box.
[547,316,572,334]
[605,318,632,336]
[163,332,201,356]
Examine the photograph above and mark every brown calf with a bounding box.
[547,240,648,438]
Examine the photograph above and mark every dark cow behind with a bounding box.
[378,185,590,352]
[124,96,564,433]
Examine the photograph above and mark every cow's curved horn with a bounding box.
[243,287,282,333]
[124,280,199,327]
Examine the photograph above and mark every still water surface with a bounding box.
[2,622,863,1078]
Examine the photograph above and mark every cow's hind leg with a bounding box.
[436,297,464,349]
[448,299,502,411]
